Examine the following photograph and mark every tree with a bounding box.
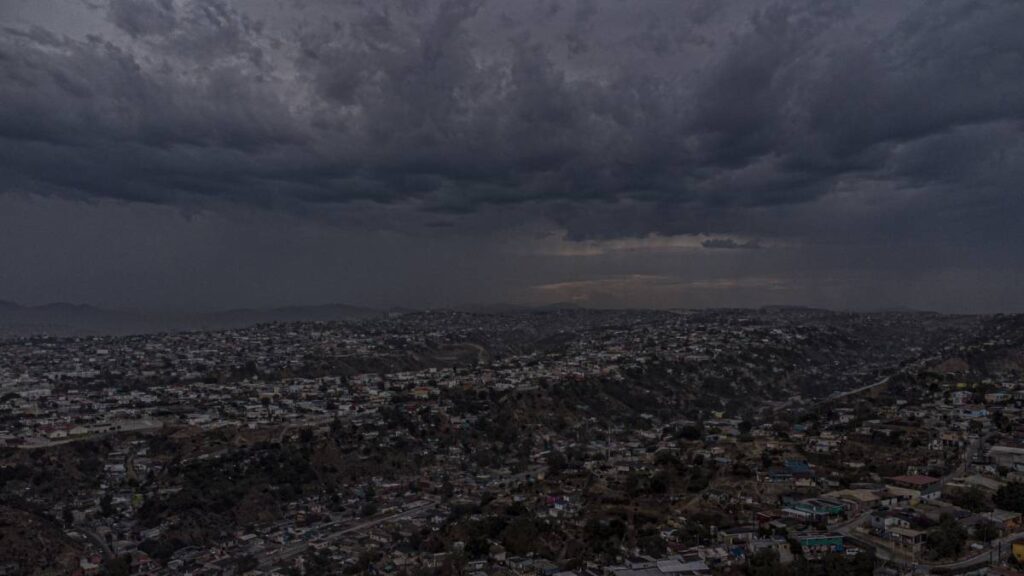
[649,470,670,494]
[104,555,131,576]
[638,534,667,557]
[927,513,968,559]
[687,468,711,492]
[303,550,333,576]
[822,551,875,576]
[545,450,567,476]
[502,515,540,555]
[973,521,1000,543]
[994,482,1024,513]
[745,549,784,576]
[948,486,991,512]
[360,502,378,517]
[655,450,683,470]
[99,493,114,516]
[584,517,626,559]
[235,554,259,574]
[329,416,344,437]
[677,424,703,441]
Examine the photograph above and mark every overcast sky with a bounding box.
[1,0,1022,312]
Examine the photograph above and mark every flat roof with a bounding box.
[888,475,940,486]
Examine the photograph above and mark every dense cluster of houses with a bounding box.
[4,310,1024,574]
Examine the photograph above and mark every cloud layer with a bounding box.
[0,0,1022,310]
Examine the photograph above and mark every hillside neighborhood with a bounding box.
[2,309,1024,576]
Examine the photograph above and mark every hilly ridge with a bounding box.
[0,301,382,337]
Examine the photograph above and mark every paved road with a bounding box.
[813,356,940,407]
[257,499,439,567]
[938,432,983,493]
[839,513,1023,573]
[16,419,164,449]
[125,450,138,483]
[834,510,873,535]
[76,524,114,560]
[926,530,1024,572]
[827,412,992,573]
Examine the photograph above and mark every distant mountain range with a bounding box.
[0,300,384,337]
[0,298,933,338]
[0,299,597,337]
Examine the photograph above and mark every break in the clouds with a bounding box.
[0,0,1023,311]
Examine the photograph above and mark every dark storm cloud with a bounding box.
[107,0,176,38]
[0,0,1022,245]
